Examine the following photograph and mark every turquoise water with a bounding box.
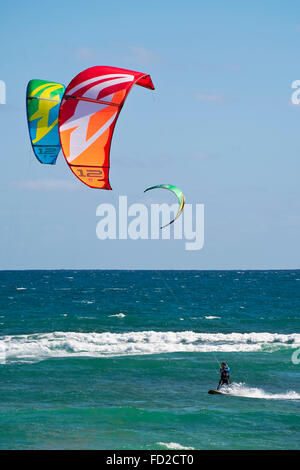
[0,270,299,449]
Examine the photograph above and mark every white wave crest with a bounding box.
[0,330,300,363]
[157,442,195,450]
[220,382,300,400]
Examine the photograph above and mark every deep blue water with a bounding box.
[0,270,299,449]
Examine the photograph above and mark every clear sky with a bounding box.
[0,0,300,270]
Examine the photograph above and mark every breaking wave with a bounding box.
[157,442,195,450]
[0,330,300,363]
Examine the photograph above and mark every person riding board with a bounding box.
[217,362,230,390]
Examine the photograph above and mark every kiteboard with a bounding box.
[208,390,225,395]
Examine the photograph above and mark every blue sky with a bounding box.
[0,0,300,269]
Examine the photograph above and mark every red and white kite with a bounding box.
[59,66,154,189]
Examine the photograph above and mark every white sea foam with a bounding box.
[205,316,220,319]
[109,313,126,318]
[0,330,299,363]
[221,383,300,400]
[157,442,195,450]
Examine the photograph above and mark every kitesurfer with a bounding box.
[217,362,230,390]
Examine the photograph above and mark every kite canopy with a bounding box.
[144,184,186,228]
[58,66,155,189]
[26,79,65,164]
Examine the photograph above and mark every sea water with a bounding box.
[0,270,299,449]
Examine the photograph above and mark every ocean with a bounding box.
[0,270,299,450]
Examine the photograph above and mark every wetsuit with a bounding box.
[217,366,230,390]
